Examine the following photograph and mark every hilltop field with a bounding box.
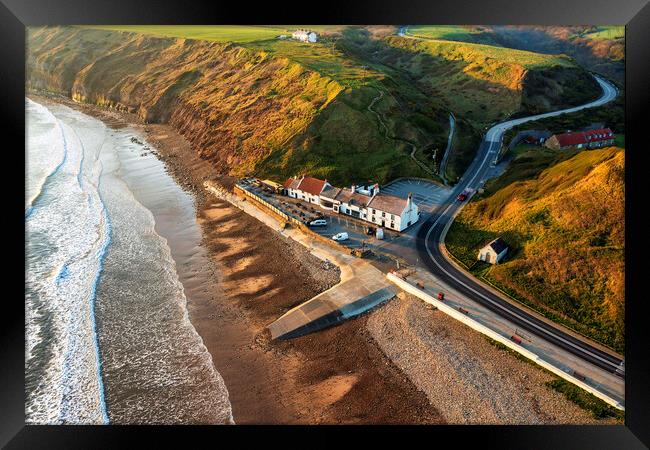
[28,25,601,186]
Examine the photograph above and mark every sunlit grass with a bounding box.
[79,25,347,43]
[579,26,625,41]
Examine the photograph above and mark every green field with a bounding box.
[579,26,625,41]
[242,39,385,88]
[406,25,493,42]
[80,25,347,43]
[82,25,375,88]
[393,37,574,69]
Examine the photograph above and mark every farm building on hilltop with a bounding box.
[478,237,509,264]
[292,29,318,43]
[283,177,419,232]
[544,128,615,150]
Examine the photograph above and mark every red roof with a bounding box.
[296,176,327,196]
[282,178,296,189]
[554,128,614,147]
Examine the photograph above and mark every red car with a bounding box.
[456,193,467,202]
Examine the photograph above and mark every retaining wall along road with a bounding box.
[386,272,624,411]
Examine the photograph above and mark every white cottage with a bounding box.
[283,176,329,205]
[292,29,318,43]
[283,178,421,232]
[478,237,509,264]
[367,192,419,232]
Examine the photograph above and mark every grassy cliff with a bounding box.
[27,26,602,186]
[446,147,625,351]
[28,26,448,184]
[408,26,624,86]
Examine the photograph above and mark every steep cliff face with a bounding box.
[28,27,345,175]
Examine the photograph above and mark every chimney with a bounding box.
[351,184,356,193]
[407,192,413,207]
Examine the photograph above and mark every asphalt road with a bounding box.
[415,74,623,376]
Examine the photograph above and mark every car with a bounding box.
[456,193,468,202]
[365,226,376,236]
[309,219,327,227]
[332,232,349,241]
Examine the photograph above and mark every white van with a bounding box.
[332,232,349,241]
[309,218,328,227]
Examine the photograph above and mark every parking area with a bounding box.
[308,214,369,250]
[380,178,451,213]
[280,195,393,251]
[236,177,449,257]
[237,179,380,251]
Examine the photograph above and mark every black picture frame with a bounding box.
[4,0,649,447]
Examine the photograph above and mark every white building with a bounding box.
[285,177,420,232]
[284,176,330,205]
[292,29,318,43]
[478,237,509,264]
[367,192,419,232]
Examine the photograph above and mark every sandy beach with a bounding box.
[32,94,443,424]
[29,93,614,425]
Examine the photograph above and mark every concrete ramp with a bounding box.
[268,278,397,340]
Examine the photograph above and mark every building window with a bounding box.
[382,212,385,217]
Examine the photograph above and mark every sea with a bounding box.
[25,98,233,424]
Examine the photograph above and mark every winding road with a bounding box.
[415,74,623,377]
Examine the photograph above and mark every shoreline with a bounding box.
[28,92,617,425]
[31,93,444,424]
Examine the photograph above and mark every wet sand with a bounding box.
[32,94,443,424]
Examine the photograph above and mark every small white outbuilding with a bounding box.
[478,237,509,264]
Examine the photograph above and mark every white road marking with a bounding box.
[421,74,620,371]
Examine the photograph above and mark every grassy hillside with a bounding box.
[27,26,444,185]
[381,36,600,127]
[406,26,625,86]
[335,29,600,180]
[446,147,624,351]
[27,26,602,187]
[486,26,624,85]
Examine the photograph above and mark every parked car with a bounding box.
[332,232,349,241]
[456,192,468,202]
[309,219,328,227]
[365,226,376,236]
